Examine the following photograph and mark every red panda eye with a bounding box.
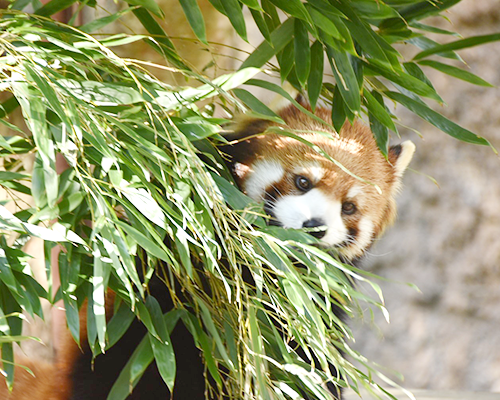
[295,175,312,192]
[342,202,357,215]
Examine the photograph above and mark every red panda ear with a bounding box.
[388,140,416,178]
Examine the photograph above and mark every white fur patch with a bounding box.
[272,189,348,247]
[244,159,284,201]
[293,163,325,183]
[341,217,374,260]
[394,141,416,177]
[346,185,363,199]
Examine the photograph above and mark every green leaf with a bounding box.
[326,46,361,114]
[106,301,136,349]
[267,0,312,25]
[418,60,493,87]
[220,0,247,41]
[366,91,393,156]
[179,0,207,44]
[331,85,348,132]
[106,333,154,400]
[305,5,341,40]
[232,88,283,122]
[115,220,173,263]
[146,297,175,391]
[408,37,462,61]
[34,0,77,16]
[131,8,185,68]
[307,40,324,111]
[294,19,311,87]
[410,22,461,37]
[78,8,136,32]
[240,18,294,69]
[277,41,295,83]
[121,186,166,229]
[385,91,494,148]
[57,79,144,106]
[149,333,176,392]
[249,8,271,43]
[93,246,108,352]
[124,0,163,17]
[365,60,442,102]
[363,90,397,132]
[414,33,500,60]
[380,0,461,31]
[239,0,261,10]
[349,0,399,20]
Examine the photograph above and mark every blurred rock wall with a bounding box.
[352,0,500,392]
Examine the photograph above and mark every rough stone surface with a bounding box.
[351,0,500,393]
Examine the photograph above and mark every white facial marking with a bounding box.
[341,217,374,260]
[244,159,284,201]
[272,189,348,247]
[293,163,325,183]
[347,185,363,199]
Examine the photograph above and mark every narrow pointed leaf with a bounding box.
[307,40,324,111]
[179,0,208,44]
[34,0,77,16]
[220,0,247,41]
[267,0,312,25]
[250,8,271,43]
[385,91,494,148]
[239,0,261,10]
[294,19,311,87]
[232,88,283,122]
[240,18,294,69]
[414,33,500,60]
[364,90,397,132]
[326,46,361,114]
[365,60,442,102]
[418,60,493,87]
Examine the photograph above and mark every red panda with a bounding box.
[0,99,414,399]
[225,100,415,262]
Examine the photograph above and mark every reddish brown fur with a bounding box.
[228,103,405,256]
[0,294,114,399]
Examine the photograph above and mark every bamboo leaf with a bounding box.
[239,0,261,10]
[414,33,500,60]
[277,41,295,83]
[305,5,341,40]
[363,90,397,132]
[124,0,163,17]
[240,18,294,70]
[220,0,247,41]
[418,60,493,87]
[326,45,361,114]
[249,8,271,43]
[106,334,154,400]
[79,8,137,33]
[232,88,283,122]
[267,0,312,25]
[365,60,442,102]
[294,19,311,87]
[179,0,207,44]
[307,40,324,111]
[34,0,77,16]
[385,91,495,149]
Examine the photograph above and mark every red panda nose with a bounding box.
[302,219,327,239]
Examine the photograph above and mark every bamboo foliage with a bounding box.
[0,1,498,399]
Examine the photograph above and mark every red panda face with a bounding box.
[225,103,415,261]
